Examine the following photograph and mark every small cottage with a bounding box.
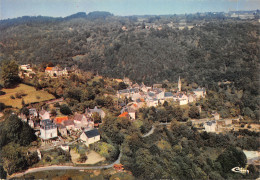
[39,109,50,120]
[80,129,100,147]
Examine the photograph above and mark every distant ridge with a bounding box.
[0,11,114,29]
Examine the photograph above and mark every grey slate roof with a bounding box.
[164,92,173,97]
[84,129,100,138]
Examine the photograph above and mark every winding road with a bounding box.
[9,123,167,179]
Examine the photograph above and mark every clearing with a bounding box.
[70,150,105,165]
[0,83,55,108]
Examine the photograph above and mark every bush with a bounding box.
[54,102,60,107]
[15,91,27,99]
[45,156,51,162]
[10,95,15,99]
[0,91,6,95]
[77,154,87,163]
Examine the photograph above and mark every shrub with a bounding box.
[54,102,60,107]
[0,91,6,95]
[10,95,15,99]
[45,156,51,162]
[15,91,27,99]
[77,154,87,163]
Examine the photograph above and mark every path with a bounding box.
[9,151,122,179]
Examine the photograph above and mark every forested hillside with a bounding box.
[0,12,259,119]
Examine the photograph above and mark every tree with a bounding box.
[0,166,7,179]
[50,109,57,116]
[117,82,128,90]
[60,104,72,115]
[0,103,5,112]
[92,112,101,124]
[20,107,29,116]
[188,105,200,119]
[1,60,20,88]
[216,146,247,173]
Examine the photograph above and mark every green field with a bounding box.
[0,84,55,108]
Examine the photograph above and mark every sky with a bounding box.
[1,0,259,20]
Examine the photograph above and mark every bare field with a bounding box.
[0,84,55,108]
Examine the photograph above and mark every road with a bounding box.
[10,123,163,179]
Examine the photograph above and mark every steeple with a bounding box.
[178,76,181,92]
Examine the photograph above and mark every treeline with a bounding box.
[0,114,37,176]
[0,13,259,120]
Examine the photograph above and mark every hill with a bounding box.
[0,12,259,119]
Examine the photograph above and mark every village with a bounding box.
[16,64,260,161]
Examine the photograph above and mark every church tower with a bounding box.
[178,76,181,91]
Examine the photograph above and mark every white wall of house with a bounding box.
[157,91,165,99]
[59,128,67,136]
[80,133,100,147]
[194,91,205,99]
[179,98,188,105]
[204,124,216,132]
[40,128,57,140]
[129,112,136,120]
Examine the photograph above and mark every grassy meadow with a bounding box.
[0,84,55,108]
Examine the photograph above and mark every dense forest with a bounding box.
[0,11,259,120]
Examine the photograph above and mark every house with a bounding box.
[123,77,132,86]
[39,109,50,120]
[212,112,220,120]
[188,94,196,103]
[54,116,69,124]
[146,98,159,107]
[57,124,67,137]
[118,89,130,98]
[118,112,130,119]
[120,107,136,120]
[29,108,38,117]
[86,106,106,119]
[45,66,68,77]
[156,90,165,99]
[131,92,142,101]
[74,114,89,128]
[192,88,206,99]
[60,144,70,151]
[80,129,100,147]
[204,120,217,132]
[164,92,173,99]
[20,64,32,71]
[178,94,188,105]
[63,120,75,131]
[40,119,58,141]
[153,84,162,88]
[128,109,136,120]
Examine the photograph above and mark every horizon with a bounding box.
[1,0,260,20]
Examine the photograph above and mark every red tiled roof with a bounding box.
[55,116,68,124]
[46,67,53,71]
[119,112,129,118]
[133,104,138,107]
